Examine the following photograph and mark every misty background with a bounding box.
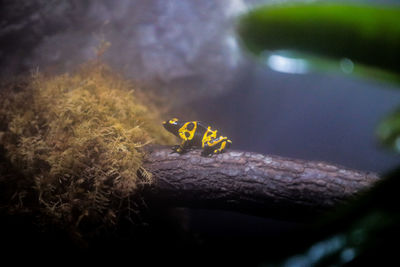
[1,0,399,244]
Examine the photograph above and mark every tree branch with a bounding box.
[141,146,380,220]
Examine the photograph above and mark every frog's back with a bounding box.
[191,121,208,147]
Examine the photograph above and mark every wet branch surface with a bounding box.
[141,146,380,220]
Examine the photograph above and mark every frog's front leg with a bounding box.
[171,139,190,154]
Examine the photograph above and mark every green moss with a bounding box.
[0,61,175,240]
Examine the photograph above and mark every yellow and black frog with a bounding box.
[163,118,232,156]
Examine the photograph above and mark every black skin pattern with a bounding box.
[163,119,231,156]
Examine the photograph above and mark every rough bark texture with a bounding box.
[141,146,380,220]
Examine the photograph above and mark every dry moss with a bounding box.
[0,61,175,240]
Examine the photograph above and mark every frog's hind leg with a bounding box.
[212,138,232,154]
[201,146,214,157]
[201,137,232,156]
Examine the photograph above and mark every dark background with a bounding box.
[1,0,398,172]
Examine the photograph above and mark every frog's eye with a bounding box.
[169,118,179,124]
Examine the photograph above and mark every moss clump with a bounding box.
[0,62,175,241]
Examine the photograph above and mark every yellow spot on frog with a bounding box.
[201,126,217,148]
[179,121,197,141]
[169,118,178,124]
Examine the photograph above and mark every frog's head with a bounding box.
[163,118,182,135]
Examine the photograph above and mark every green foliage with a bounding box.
[238,3,400,266]
[238,3,400,81]
[238,1,400,151]
[268,167,400,266]
[0,61,175,241]
[376,108,400,153]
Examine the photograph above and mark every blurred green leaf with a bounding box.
[377,108,400,153]
[238,3,400,81]
[275,211,399,266]
[263,168,400,266]
[237,3,400,266]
